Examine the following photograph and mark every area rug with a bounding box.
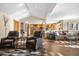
[0,48,47,56]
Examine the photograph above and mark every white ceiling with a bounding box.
[0,3,25,14]
[46,3,79,23]
[26,3,56,19]
[0,3,29,19]
[1,3,79,24]
[0,3,56,20]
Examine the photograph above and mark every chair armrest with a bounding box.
[1,37,7,42]
[27,37,36,43]
[27,37,36,40]
[1,37,17,44]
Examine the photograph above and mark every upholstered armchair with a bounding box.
[26,31,42,50]
[1,31,19,48]
[26,37,36,50]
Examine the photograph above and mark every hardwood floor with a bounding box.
[42,39,79,56]
[0,38,79,56]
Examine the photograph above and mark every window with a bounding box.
[71,23,73,29]
[70,23,73,30]
[76,24,78,30]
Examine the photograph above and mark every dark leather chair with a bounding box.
[1,31,19,48]
[34,31,42,38]
[26,31,42,50]
[26,37,36,50]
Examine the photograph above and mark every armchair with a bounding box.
[1,31,19,48]
[26,31,42,50]
[26,37,36,50]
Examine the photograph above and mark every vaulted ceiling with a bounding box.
[0,3,29,19]
[0,3,56,20]
[26,3,56,19]
[46,3,79,23]
[0,3,79,24]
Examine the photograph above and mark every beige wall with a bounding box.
[0,14,5,39]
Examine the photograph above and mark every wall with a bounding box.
[0,14,5,39]
[6,17,14,36]
[0,13,14,39]
[57,19,79,31]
